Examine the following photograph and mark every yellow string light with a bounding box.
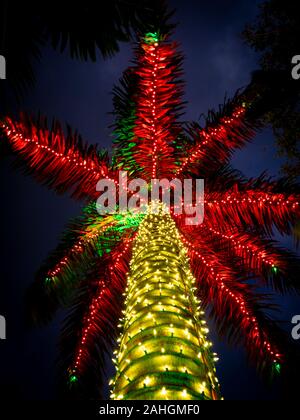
[111,203,221,400]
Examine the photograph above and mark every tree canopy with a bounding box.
[243,0,300,178]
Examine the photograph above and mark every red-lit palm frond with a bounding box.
[185,165,300,236]
[198,225,300,294]
[1,114,114,201]
[180,230,283,369]
[176,95,262,177]
[204,189,299,236]
[58,236,133,400]
[131,33,184,180]
[26,205,121,325]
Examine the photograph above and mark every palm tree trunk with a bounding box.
[111,207,221,400]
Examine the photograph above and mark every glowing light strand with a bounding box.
[205,226,277,269]
[181,235,282,364]
[70,237,135,376]
[46,222,116,282]
[133,35,183,180]
[204,194,300,209]
[1,122,118,187]
[111,206,221,400]
[176,106,246,175]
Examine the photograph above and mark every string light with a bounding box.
[46,223,113,282]
[204,193,299,209]
[132,33,183,180]
[205,226,277,269]
[176,105,246,175]
[181,234,282,364]
[1,120,116,186]
[69,235,135,376]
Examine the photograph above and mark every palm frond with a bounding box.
[112,68,141,175]
[177,92,262,177]
[198,224,300,295]
[131,35,185,179]
[184,235,282,371]
[57,238,132,400]
[1,114,112,201]
[26,205,135,326]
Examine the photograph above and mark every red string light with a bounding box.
[71,279,107,374]
[133,39,183,180]
[205,194,299,209]
[70,236,135,375]
[1,121,119,196]
[2,125,105,176]
[205,226,277,269]
[176,106,246,175]
[47,224,115,281]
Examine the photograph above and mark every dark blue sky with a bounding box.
[0,0,298,400]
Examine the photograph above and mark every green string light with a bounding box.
[45,277,52,285]
[69,375,78,384]
[144,32,160,44]
[274,362,281,374]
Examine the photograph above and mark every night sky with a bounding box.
[0,0,299,400]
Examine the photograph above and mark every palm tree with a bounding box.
[1,30,300,400]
